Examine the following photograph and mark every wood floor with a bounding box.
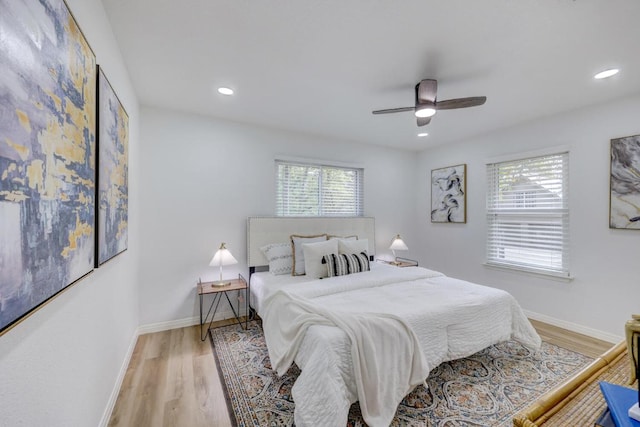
[108,319,614,427]
[108,319,237,427]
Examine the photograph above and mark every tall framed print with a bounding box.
[610,134,640,230]
[96,66,129,266]
[0,0,96,334]
[431,164,467,223]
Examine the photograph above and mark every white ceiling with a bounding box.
[102,0,640,151]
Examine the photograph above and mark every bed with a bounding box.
[246,216,541,427]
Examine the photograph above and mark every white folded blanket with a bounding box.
[263,290,430,427]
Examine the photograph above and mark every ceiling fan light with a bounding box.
[594,68,619,80]
[415,106,436,118]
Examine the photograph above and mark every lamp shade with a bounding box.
[209,243,238,267]
[389,234,408,251]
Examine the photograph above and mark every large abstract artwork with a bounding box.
[0,0,96,334]
[610,135,640,230]
[431,164,467,223]
[96,67,128,266]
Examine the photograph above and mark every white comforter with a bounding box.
[261,265,541,427]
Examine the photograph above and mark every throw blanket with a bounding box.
[263,290,430,427]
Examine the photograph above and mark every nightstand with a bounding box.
[198,274,248,341]
[377,257,419,268]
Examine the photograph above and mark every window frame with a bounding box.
[275,159,364,217]
[485,149,571,279]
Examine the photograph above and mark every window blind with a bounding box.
[276,160,364,216]
[486,152,569,277]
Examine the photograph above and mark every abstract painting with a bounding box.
[96,67,129,266]
[610,135,640,230]
[431,164,466,223]
[0,0,96,334]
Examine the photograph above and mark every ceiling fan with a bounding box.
[372,79,486,127]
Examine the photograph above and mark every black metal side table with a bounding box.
[198,273,248,341]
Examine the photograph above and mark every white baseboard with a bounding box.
[98,328,139,427]
[137,316,200,335]
[137,308,246,335]
[524,309,622,344]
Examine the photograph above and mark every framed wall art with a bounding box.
[0,0,96,334]
[431,164,467,223]
[610,134,640,230]
[96,66,129,266]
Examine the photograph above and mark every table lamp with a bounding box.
[209,242,238,287]
[389,234,408,264]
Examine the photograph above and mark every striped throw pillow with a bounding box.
[324,253,349,277]
[344,252,370,273]
[323,252,370,277]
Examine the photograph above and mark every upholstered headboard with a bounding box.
[247,216,376,268]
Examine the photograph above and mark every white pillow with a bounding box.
[338,238,369,256]
[260,243,293,275]
[328,235,358,241]
[291,234,327,275]
[302,239,339,279]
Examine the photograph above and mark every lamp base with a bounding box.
[629,403,640,422]
[211,281,231,288]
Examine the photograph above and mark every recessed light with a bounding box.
[594,68,619,80]
[217,87,234,95]
[417,132,429,137]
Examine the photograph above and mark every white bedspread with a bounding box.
[250,271,313,316]
[261,265,541,427]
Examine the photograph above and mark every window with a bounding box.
[276,160,364,216]
[486,152,569,277]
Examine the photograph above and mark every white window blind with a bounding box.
[276,160,364,216]
[486,152,569,277]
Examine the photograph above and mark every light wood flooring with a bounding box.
[108,319,614,427]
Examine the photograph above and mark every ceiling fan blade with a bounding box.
[435,96,487,110]
[417,79,437,104]
[417,116,431,127]
[372,107,415,115]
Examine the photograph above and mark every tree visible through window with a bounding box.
[276,160,364,216]
[486,152,569,277]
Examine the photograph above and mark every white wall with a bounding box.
[416,94,640,342]
[138,107,420,326]
[0,1,140,426]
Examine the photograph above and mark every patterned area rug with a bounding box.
[210,321,592,427]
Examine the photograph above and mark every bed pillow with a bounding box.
[260,243,293,275]
[291,234,327,275]
[324,253,349,277]
[302,239,339,279]
[328,235,358,241]
[324,251,370,277]
[344,252,370,274]
[338,238,369,256]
